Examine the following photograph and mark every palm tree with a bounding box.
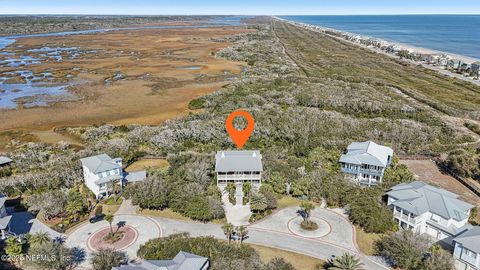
[226,182,236,203]
[300,201,315,224]
[29,232,51,247]
[236,225,248,244]
[328,253,364,270]
[66,200,83,221]
[243,182,252,201]
[221,223,234,245]
[250,192,268,213]
[105,214,114,235]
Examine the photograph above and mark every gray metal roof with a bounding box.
[453,226,480,253]
[0,156,12,166]
[215,150,263,172]
[339,141,393,167]
[386,181,474,221]
[80,154,121,174]
[125,170,147,183]
[112,251,209,270]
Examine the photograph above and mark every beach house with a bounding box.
[112,251,209,270]
[453,226,480,270]
[80,154,146,199]
[386,181,473,244]
[0,196,12,239]
[215,150,263,206]
[339,141,393,186]
[470,62,480,78]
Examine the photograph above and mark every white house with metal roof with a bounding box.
[0,196,12,239]
[112,251,209,270]
[339,141,393,187]
[386,181,474,244]
[215,150,263,189]
[80,154,146,199]
[453,226,480,270]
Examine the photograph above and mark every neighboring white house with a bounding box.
[215,150,263,206]
[80,154,146,199]
[386,181,474,244]
[453,226,480,270]
[0,196,12,239]
[339,141,393,186]
[112,251,209,270]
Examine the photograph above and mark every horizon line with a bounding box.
[1,13,480,16]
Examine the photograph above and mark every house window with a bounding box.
[431,214,440,222]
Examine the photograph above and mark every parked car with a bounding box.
[89,214,105,223]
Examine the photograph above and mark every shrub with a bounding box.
[188,98,206,110]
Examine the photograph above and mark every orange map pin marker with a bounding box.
[226,110,255,149]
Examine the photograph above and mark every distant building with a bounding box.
[453,226,480,270]
[339,141,393,187]
[0,196,12,239]
[112,251,209,270]
[0,156,12,167]
[80,154,146,199]
[448,59,464,70]
[470,62,480,78]
[386,181,473,245]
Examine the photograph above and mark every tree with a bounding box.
[126,172,168,209]
[250,192,268,213]
[243,182,252,201]
[184,196,212,221]
[29,232,51,248]
[91,248,127,270]
[236,226,248,244]
[422,245,454,270]
[265,257,295,270]
[328,253,364,270]
[5,237,22,256]
[226,182,236,203]
[24,241,77,270]
[66,200,83,221]
[222,223,234,245]
[300,201,315,224]
[105,214,114,235]
[375,230,431,270]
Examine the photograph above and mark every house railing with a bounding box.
[217,174,261,180]
[394,210,417,224]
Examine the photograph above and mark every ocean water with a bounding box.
[280,15,480,60]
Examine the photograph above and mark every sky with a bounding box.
[1,0,480,15]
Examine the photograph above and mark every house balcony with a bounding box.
[394,210,418,224]
[341,167,383,176]
[217,173,261,181]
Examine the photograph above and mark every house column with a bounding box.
[1,229,5,239]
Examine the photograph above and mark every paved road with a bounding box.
[64,201,389,269]
[150,207,390,270]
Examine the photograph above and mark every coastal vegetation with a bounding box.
[0,17,479,258]
[137,233,300,270]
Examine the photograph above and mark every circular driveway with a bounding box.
[65,214,161,266]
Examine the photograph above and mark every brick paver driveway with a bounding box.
[65,214,161,267]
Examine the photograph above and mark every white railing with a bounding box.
[394,211,417,223]
[217,174,261,180]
